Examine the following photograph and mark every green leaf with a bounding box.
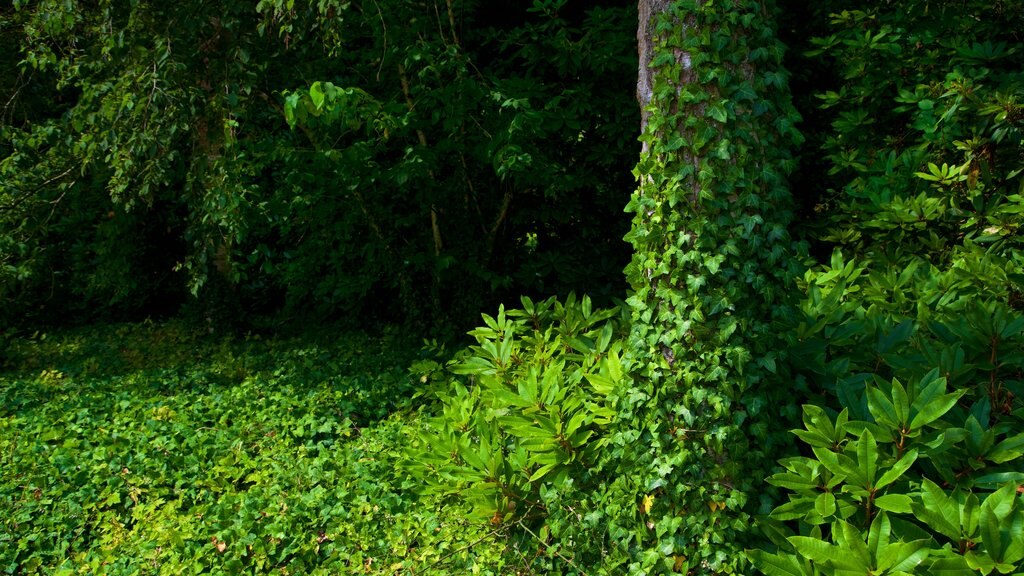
[964,550,997,573]
[891,378,910,425]
[1004,510,1024,565]
[867,512,891,563]
[912,478,961,541]
[980,484,1017,562]
[309,81,325,110]
[962,492,981,539]
[909,390,963,431]
[857,430,879,488]
[867,386,899,428]
[709,102,728,122]
[987,432,1024,464]
[883,540,930,573]
[528,462,558,483]
[924,555,975,575]
[833,520,872,569]
[771,498,818,521]
[788,536,836,564]
[815,492,837,517]
[874,493,913,513]
[747,550,807,576]
[876,449,917,489]
[584,373,616,395]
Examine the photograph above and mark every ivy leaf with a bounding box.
[708,102,728,123]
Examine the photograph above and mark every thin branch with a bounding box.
[398,64,443,257]
[514,519,589,575]
[0,166,76,213]
[432,0,449,46]
[445,0,461,46]
[417,526,506,573]
[485,188,513,264]
[369,0,388,81]
[458,151,487,234]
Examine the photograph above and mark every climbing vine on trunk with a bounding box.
[614,0,804,572]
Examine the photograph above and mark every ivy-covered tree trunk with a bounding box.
[616,0,803,572]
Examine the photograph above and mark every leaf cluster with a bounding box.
[408,294,630,571]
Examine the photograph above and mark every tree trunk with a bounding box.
[616,1,804,572]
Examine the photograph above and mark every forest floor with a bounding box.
[0,321,515,575]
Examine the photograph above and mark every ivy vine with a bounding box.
[611,0,805,572]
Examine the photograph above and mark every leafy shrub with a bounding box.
[751,369,1024,574]
[408,294,629,569]
[750,2,1024,573]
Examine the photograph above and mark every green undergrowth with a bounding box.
[0,322,513,574]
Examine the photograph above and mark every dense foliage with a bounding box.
[1,325,515,574]
[748,1,1024,574]
[0,0,636,329]
[2,0,1022,574]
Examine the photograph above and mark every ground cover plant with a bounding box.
[0,323,516,574]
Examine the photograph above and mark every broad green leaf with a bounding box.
[788,536,836,564]
[584,373,616,395]
[606,349,624,383]
[768,471,821,492]
[747,550,808,576]
[564,411,587,437]
[867,387,899,428]
[815,492,836,517]
[868,511,891,563]
[834,520,871,568]
[883,540,930,573]
[857,430,879,488]
[812,445,863,486]
[979,484,1016,562]
[874,493,913,513]
[912,478,960,541]
[962,492,980,538]
[528,462,558,483]
[1003,509,1024,565]
[876,449,917,489]
[964,550,997,573]
[924,555,975,576]
[987,432,1024,464]
[891,378,910,426]
[309,81,325,110]
[771,498,818,521]
[973,472,1024,489]
[909,390,963,430]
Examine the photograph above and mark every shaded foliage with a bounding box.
[0,0,637,330]
[750,1,1024,574]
